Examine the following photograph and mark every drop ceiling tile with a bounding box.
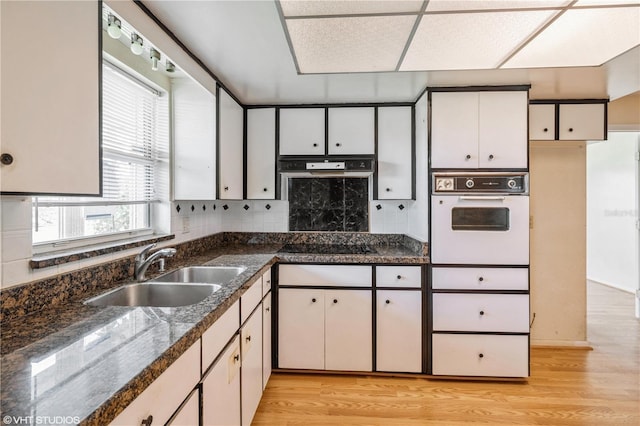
[503,6,640,68]
[425,0,572,12]
[400,10,559,71]
[286,15,416,73]
[574,0,640,5]
[279,0,424,17]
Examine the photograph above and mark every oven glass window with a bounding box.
[451,207,510,231]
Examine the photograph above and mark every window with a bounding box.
[33,61,169,248]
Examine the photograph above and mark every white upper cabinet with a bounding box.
[247,108,276,199]
[279,108,325,155]
[529,104,555,141]
[559,103,606,141]
[173,78,216,200]
[1,1,100,195]
[431,91,528,169]
[328,108,375,155]
[377,106,413,200]
[218,89,244,199]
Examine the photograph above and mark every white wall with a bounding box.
[407,91,429,242]
[587,132,639,294]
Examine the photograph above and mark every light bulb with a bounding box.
[130,33,144,55]
[165,61,175,73]
[150,48,161,71]
[107,14,121,39]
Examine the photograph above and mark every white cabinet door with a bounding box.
[247,108,276,199]
[278,289,324,369]
[218,89,244,199]
[529,104,555,140]
[377,106,413,199]
[111,342,200,425]
[168,389,199,426]
[430,92,479,169]
[279,264,372,287]
[241,305,263,426]
[432,267,529,291]
[1,0,100,195]
[325,290,372,371]
[202,335,241,426]
[328,107,375,155]
[376,290,422,373]
[559,103,606,140]
[279,108,325,155]
[478,92,528,168]
[173,78,216,200]
[262,294,272,390]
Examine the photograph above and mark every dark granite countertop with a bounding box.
[0,241,427,425]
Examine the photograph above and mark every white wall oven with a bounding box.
[431,172,529,265]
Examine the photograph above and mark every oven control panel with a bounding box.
[433,173,528,194]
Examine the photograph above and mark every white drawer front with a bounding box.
[432,334,529,377]
[279,265,371,287]
[202,300,240,369]
[262,269,272,297]
[376,266,421,288]
[241,278,263,324]
[432,267,528,291]
[433,294,529,332]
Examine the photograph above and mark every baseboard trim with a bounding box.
[531,339,593,350]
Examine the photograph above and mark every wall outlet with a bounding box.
[182,215,190,234]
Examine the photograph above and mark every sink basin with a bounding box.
[153,266,246,284]
[85,282,221,307]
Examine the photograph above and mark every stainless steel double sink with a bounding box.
[85,266,246,308]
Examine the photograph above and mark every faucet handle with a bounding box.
[136,243,157,262]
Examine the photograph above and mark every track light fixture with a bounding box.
[150,48,161,71]
[165,61,176,73]
[107,14,122,39]
[130,33,144,55]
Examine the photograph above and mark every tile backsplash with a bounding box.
[288,178,368,232]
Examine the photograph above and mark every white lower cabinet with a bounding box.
[376,290,422,373]
[168,389,200,426]
[279,288,372,372]
[110,341,200,426]
[241,305,263,426]
[262,294,272,389]
[432,334,529,378]
[202,335,242,426]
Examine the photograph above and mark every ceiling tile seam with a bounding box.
[274,0,302,75]
[283,11,422,20]
[571,4,640,10]
[422,7,568,15]
[496,0,578,69]
[395,0,430,72]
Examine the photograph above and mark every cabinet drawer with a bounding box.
[110,341,200,425]
[432,334,529,377]
[279,265,371,287]
[262,269,272,297]
[202,300,240,369]
[241,278,263,323]
[432,267,528,291]
[433,294,529,332]
[376,266,421,288]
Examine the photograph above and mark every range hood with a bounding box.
[278,156,375,177]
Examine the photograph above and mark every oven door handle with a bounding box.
[458,196,506,201]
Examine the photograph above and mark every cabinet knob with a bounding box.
[386,188,391,192]
[0,153,13,165]
[488,154,494,160]
[141,415,153,426]
[224,186,229,191]
[263,187,268,192]
[311,298,316,303]
[385,300,390,304]
[568,128,574,132]
[478,353,484,359]
[478,277,484,282]
[333,299,338,304]
[396,275,402,280]
[246,335,251,342]
[543,128,548,132]
[465,154,471,160]
[479,310,485,316]
[313,143,318,147]
[265,307,270,312]
[234,354,240,362]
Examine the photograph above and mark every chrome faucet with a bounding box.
[135,243,177,282]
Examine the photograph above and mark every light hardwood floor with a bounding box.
[253,282,639,425]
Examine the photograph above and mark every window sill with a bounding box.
[30,234,175,270]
